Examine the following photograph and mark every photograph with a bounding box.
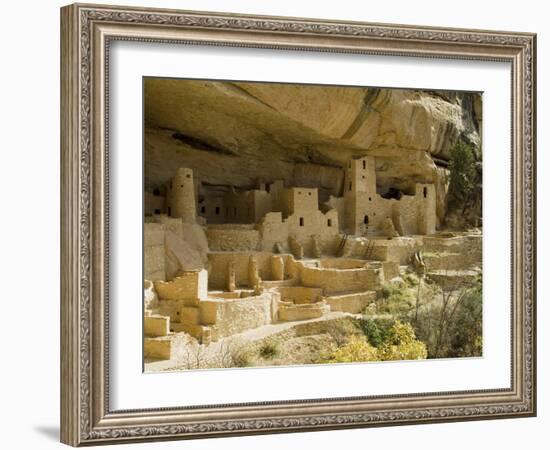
[54,1,537,446]
[142,78,483,372]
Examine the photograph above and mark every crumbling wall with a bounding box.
[154,270,208,304]
[207,251,293,289]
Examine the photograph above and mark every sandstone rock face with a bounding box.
[162,223,209,279]
[145,79,481,226]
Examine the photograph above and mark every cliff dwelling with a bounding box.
[143,78,483,371]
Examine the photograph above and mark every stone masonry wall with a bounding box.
[298,264,382,294]
[203,292,274,339]
[206,225,260,251]
[207,251,293,290]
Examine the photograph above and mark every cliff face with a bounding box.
[144,79,482,227]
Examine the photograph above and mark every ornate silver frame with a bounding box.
[60,3,536,446]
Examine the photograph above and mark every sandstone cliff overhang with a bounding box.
[144,78,482,224]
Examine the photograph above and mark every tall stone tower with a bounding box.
[343,156,377,234]
[167,167,197,223]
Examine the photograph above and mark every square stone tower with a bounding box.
[343,156,377,234]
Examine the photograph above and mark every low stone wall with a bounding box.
[325,291,376,313]
[424,252,481,271]
[298,263,382,294]
[278,300,330,321]
[162,292,275,342]
[261,278,298,289]
[422,234,482,256]
[207,290,255,299]
[144,337,172,360]
[202,292,275,340]
[276,286,323,304]
[427,269,479,290]
[144,315,170,337]
[319,258,366,269]
[206,225,260,251]
[144,333,191,361]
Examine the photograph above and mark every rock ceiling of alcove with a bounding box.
[143,78,481,195]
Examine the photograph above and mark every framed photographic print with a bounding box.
[60,3,536,446]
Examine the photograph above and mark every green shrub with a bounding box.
[377,283,414,316]
[380,284,395,299]
[360,317,394,347]
[411,277,482,358]
[448,141,478,212]
[259,341,280,359]
[447,279,482,357]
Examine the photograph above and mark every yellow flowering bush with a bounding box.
[321,321,427,364]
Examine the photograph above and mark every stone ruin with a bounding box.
[142,157,479,367]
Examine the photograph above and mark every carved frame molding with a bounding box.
[60,3,536,446]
